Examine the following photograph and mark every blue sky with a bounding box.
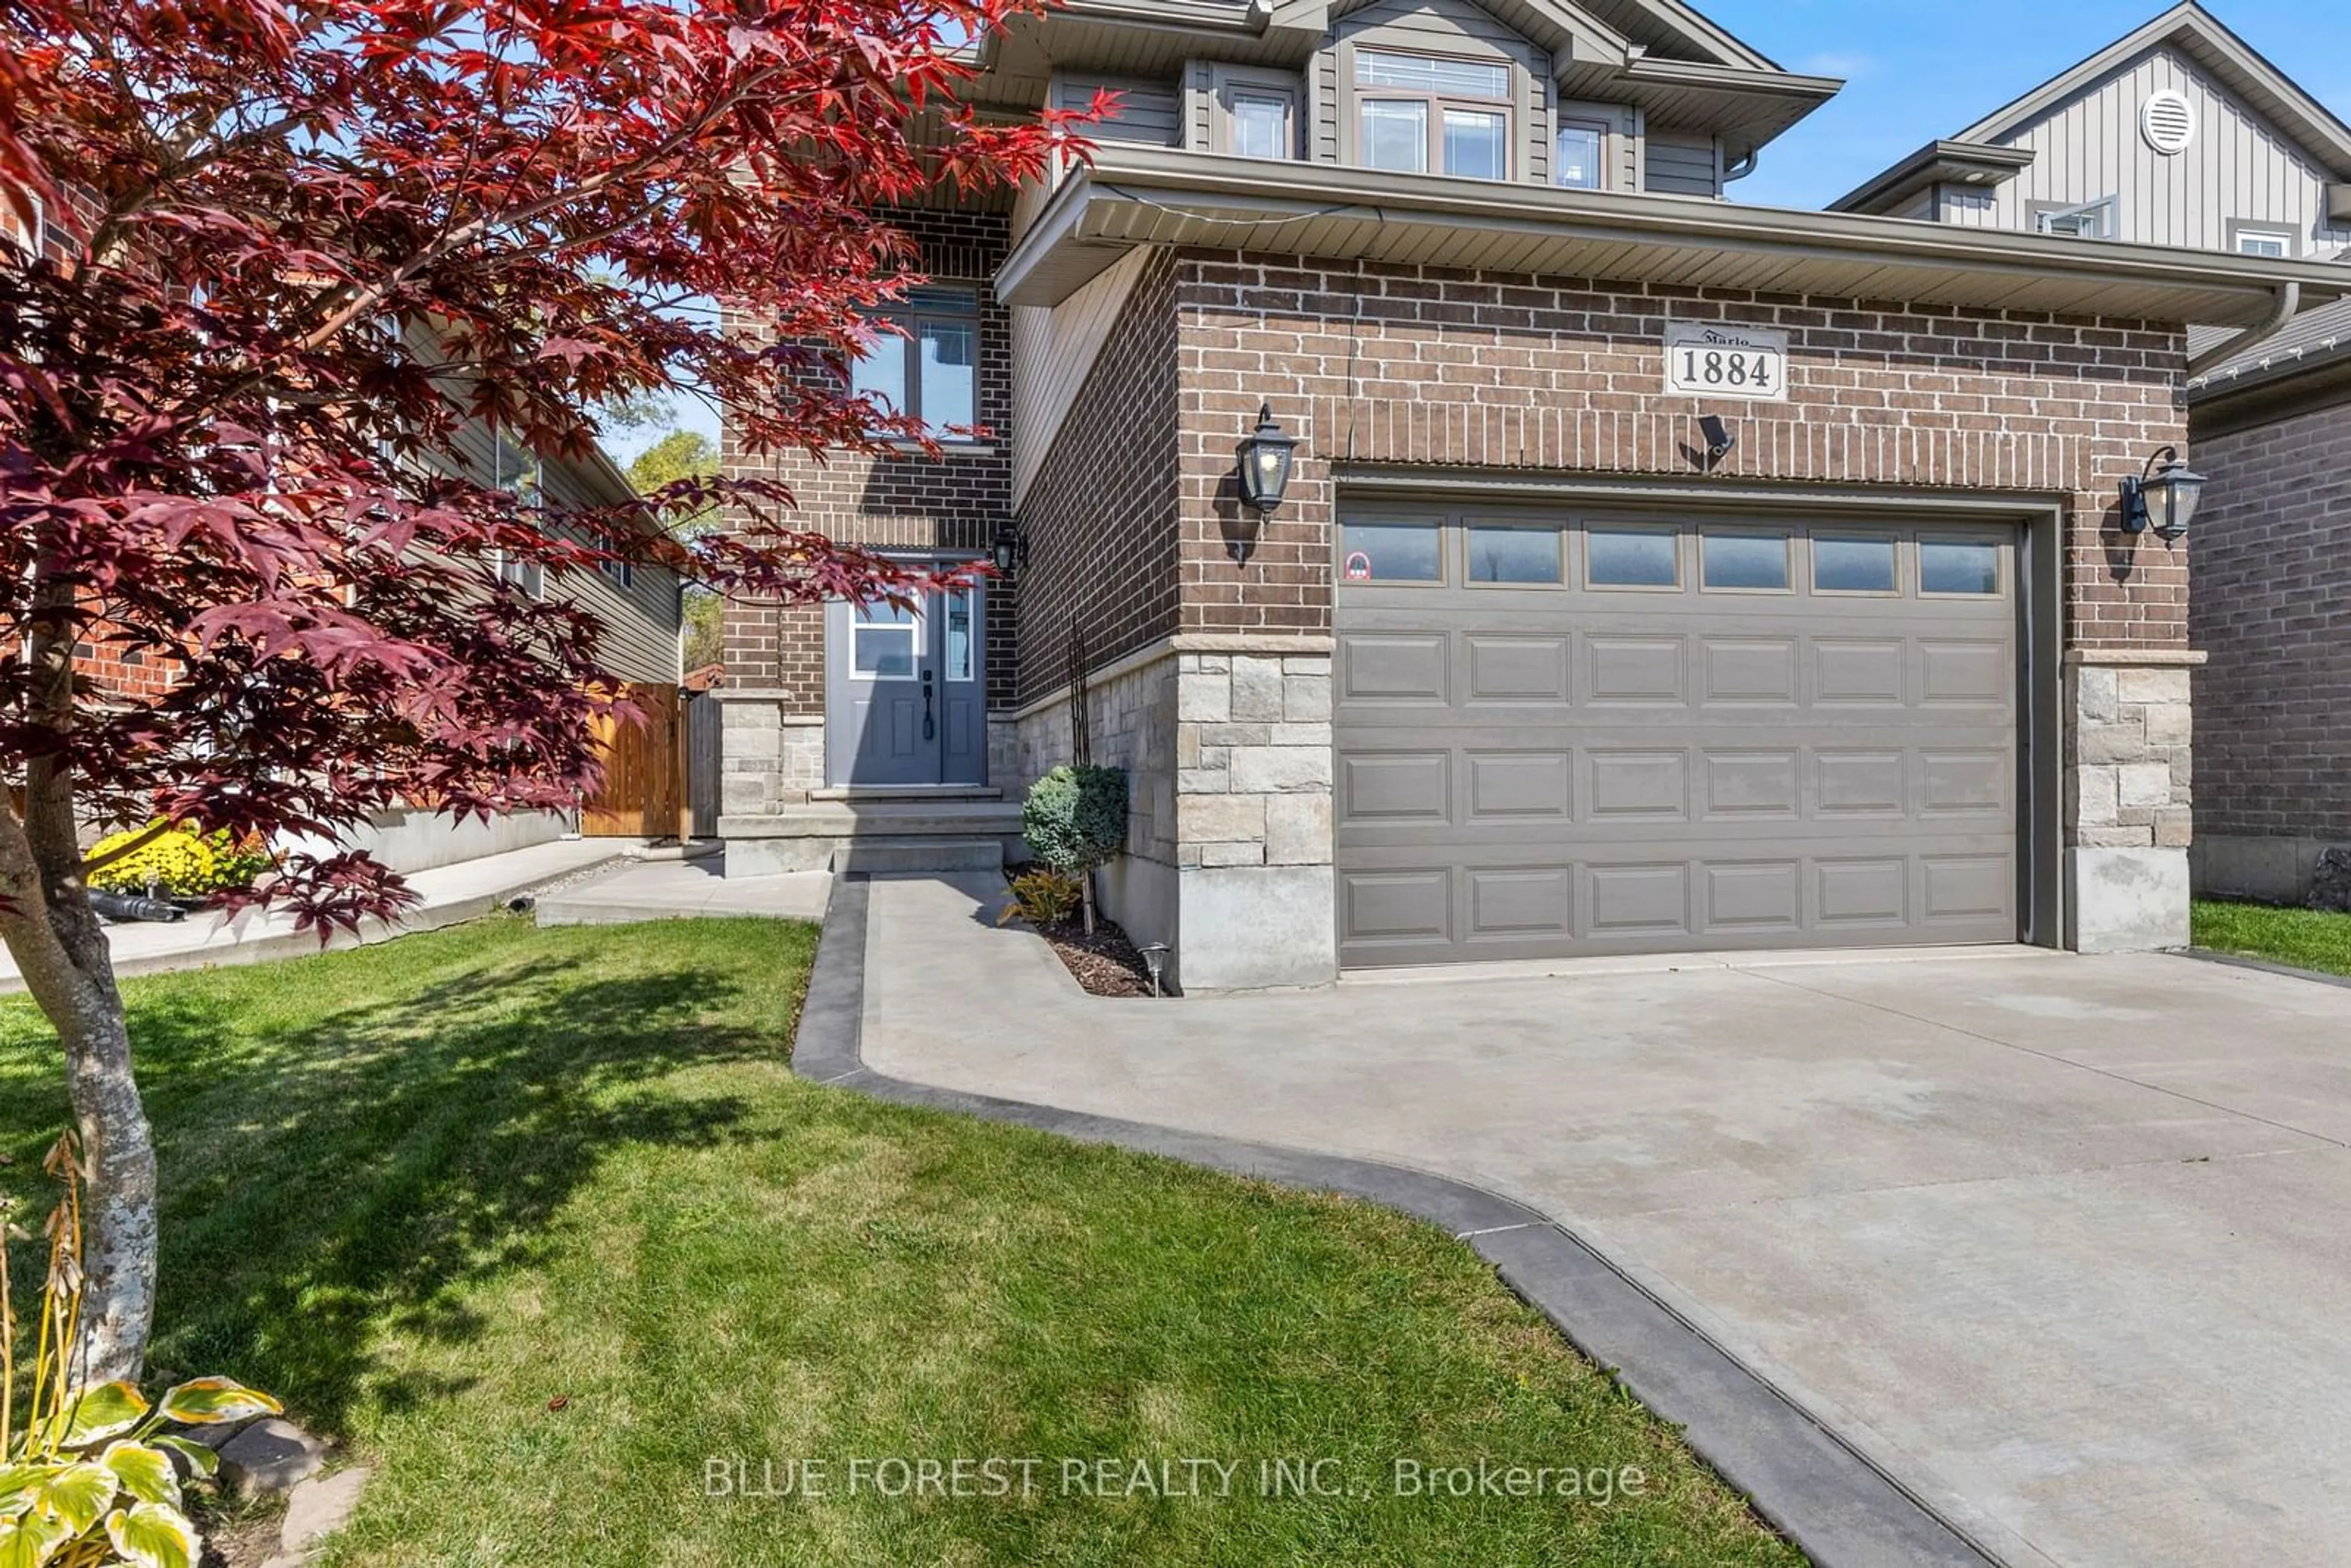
[609,1,2351,464]
[1708,0,2351,208]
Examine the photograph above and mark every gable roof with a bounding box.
[1954,2,2351,179]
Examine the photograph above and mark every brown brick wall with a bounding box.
[1011,248,1184,708]
[2189,396,2351,841]
[1171,253,2192,649]
[721,208,1018,710]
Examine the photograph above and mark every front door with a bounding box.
[827,579,986,787]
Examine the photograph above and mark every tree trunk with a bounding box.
[0,819,158,1384]
[0,570,159,1382]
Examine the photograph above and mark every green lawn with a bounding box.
[0,918,1798,1567]
[2194,900,2351,979]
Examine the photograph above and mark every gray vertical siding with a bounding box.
[1987,45,2351,253]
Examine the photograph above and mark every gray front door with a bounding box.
[1335,508,2022,968]
[827,579,986,787]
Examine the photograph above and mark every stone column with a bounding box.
[1172,643,1337,990]
[2064,653,2197,952]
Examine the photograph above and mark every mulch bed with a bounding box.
[1033,917,1161,998]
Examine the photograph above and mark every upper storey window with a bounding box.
[851,285,980,438]
[1231,90,1294,160]
[1355,50,1512,181]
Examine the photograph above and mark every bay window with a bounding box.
[1354,49,1513,181]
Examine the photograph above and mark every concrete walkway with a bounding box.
[534,853,830,925]
[858,874,2351,1568]
[0,838,620,994]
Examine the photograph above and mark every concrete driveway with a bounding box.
[860,876,2351,1568]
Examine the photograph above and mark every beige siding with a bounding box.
[1010,244,1158,505]
[1987,44,2351,254]
[429,416,683,687]
[1643,130,1719,196]
[1052,73,1183,146]
[1316,0,1555,184]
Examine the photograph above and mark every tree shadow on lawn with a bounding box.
[0,927,795,1437]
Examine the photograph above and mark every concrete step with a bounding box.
[832,837,1006,876]
[721,802,1024,840]
[808,785,1005,803]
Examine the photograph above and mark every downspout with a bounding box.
[1723,148,1760,185]
[2187,281,2301,377]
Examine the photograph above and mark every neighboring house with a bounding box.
[320,415,689,873]
[7,192,688,865]
[1835,2,2351,906]
[1831,2,2351,262]
[2184,301,2351,902]
[716,0,2350,991]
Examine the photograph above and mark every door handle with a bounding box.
[922,670,936,742]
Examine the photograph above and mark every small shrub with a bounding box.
[1021,766,1129,934]
[2,1131,282,1568]
[997,868,1085,928]
[86,822,272,899]
[1021,766,1128,878]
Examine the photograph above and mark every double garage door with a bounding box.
[1335,505,2023,969]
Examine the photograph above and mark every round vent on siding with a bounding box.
[2142,91,2196,154]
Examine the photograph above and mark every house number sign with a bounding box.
[1663,323,1790,403]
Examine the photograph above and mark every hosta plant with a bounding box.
[2,1133,280,1567]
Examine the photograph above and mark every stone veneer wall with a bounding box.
[1008,638,1335,991]
[2065,656,2197,950]
[717,697,823,819]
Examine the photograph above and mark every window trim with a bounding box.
[850,283,984,443]
[1344,43,1518,182]
[2031,197,2118,241]
[1206,64,1300,160]
[2227,219,2298,258]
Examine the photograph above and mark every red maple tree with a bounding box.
[0,0,1079,1378]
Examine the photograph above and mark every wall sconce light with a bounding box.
[1234,402,1298,514]
[2118,446,2207,541]
[1699,414,1738,468]
[990,522,1028,576]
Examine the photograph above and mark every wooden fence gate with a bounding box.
[583,682,686,839]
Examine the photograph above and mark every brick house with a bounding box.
[2184,301,2351,902]
[716,0,2351,990]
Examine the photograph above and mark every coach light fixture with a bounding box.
[1235,402,1298,514]
[991,521,1028,576]
[2118,446,2207,541]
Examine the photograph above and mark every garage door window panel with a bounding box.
[1341,519,1445,583]
[1467,522,1564,585]
[1814,535,1899,595]
[1701,530,1792,593]
[1919,538,2005,598]
[1587,526,1681,590]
